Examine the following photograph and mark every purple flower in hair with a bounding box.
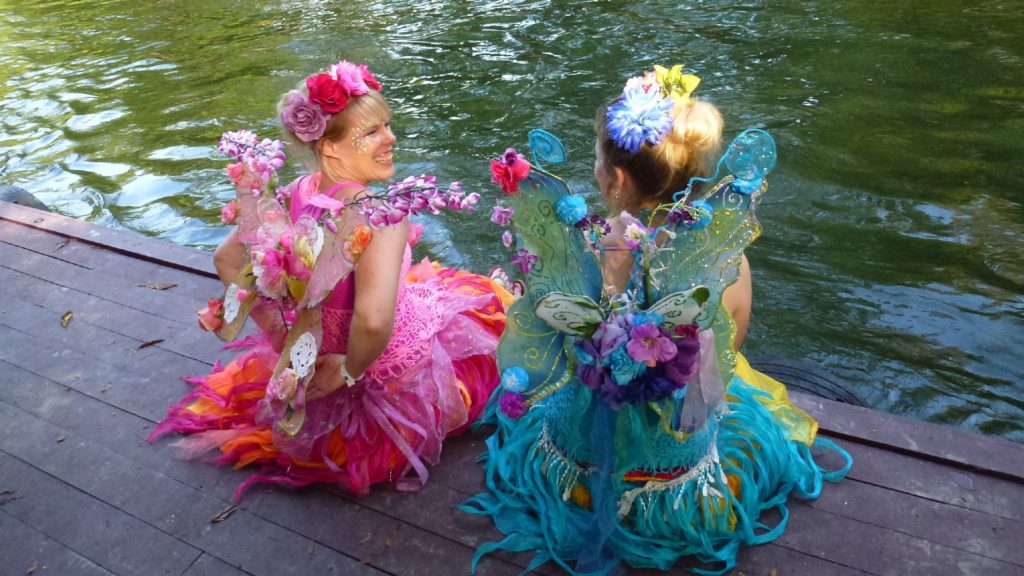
[606,84,674,154]
[280,92,327,143]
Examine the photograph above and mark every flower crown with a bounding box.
[606,64,701,154]
[279,60,382,143]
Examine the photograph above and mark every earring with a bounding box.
[614,190,621,200]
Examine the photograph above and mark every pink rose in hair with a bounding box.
[306,73,348,114]
[330,61,370,96]
[359,64,382,91]
[280,92,327,142]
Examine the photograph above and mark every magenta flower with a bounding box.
[510,248,538,274]
[502,230,513,247]
[220,201,237,224]
[626,323,677,367]
[499,391,527,419]
[491,204,514,226]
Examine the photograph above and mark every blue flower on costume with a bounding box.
[606,86,675,154]
[684,199,713,230]
[608,346,646,386]
[555,195,588,226]
[500,366,530,393]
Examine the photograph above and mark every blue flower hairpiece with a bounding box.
[606,85,674,154]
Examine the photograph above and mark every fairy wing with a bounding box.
[646,286,711,330]
[534,292,604,337]
[505,131,603,304]
[300,212,362,309]
[648,130,776,328]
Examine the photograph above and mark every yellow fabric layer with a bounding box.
[733,352,818,446]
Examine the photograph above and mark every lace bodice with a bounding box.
[320,245,449,381]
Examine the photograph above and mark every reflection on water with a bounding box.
[1,0,1022,440]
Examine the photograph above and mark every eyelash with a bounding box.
[366,122,391,137]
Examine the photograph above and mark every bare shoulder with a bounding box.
[722,253,752,349]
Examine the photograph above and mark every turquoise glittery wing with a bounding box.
[648,129,776,328]
[497,131,602,398]
[504,131,602,304]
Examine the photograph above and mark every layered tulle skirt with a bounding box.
[150,262,510,499]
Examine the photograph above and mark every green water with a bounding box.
[2,0,1022,440]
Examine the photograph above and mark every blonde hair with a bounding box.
[277,83,391,171]
[596,98,723,205]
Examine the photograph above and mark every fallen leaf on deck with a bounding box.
[60,310,73,328]
[55,239,69,250]
[211,505,237,523]
[140,282,177,290]
[137,339,165,350]
[101,385,111,393]
[360,532,372,544]
[56,435,65,443]
[26,561,39,574]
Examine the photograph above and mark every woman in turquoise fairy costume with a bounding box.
[463,65,852,575]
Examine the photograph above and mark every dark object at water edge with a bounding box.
[750,358,867,406]
[0,184,49,211]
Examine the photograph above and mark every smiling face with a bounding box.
[318,90,396,185]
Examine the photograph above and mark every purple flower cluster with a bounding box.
[575,313,699,409]
[218,130,286,186]
[510,248,538,274]
[360,175,479,228]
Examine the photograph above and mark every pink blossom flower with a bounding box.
[197,299,224,331]
[279,92,327,142]
[329,60,370,96]
[490,148,531,194]
[491,204,514,226]
[502,230,513,248]
[220,201,237,224]
[268,368,299,400]
[225,162,245,185]
[626,323,677,367]
[407,222,423,246]
[235,289,249,302]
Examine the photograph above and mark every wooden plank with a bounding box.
[778,498,1022,576]
[182,554,255,576]
[0,263,224,365]
[793,392,1024,484]
[0,240,203,327]
[837,439,1024,523]
[0,359,525,576]
[0,359,264,505]
[0,513,118,576]
[0,199,217,277]
[0,452,201,576]
[0,221,221,296]
[0,323,203,423]
[0,401,387,576]
[810,474,1024,568]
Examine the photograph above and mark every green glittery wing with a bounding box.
[496,131,602,401]
[504,165,603,304]
[648,130,775,328]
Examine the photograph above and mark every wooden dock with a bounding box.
[1,199,1022,576]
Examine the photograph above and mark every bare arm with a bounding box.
[722,254,752,350]
[213,228,245,286]
[345,219,408,376]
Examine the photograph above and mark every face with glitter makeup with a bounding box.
[339,114,396,184]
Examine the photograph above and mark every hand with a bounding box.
[305,354,347,401]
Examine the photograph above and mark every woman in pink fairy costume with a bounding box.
[150,60,512,498]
